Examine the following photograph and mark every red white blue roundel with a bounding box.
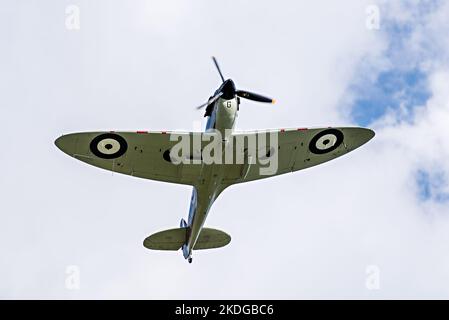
[90,133,128,159]
[309,129,344,154]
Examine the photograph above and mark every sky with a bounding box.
[1,0,449,299]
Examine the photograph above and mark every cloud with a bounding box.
[1,0,449,299]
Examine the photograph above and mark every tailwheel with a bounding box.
[188,257,193,264]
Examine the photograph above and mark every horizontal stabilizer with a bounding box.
[144,228,186,250]
[143,227,231,251]
[194,228,231,250]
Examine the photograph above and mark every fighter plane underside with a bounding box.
[55,58,375,263]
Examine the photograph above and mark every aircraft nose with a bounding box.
[54,134,76,156]
[220,79,236,100]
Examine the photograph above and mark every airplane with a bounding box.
[55,57,375,263]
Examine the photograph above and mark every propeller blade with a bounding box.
[196,92,223,109]
[212,56,225,83]
[196,101,209,110]
[236,90,275,104]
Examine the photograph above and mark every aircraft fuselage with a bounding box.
[182,87,239,261]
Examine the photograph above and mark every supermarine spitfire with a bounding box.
[55,57,374,263]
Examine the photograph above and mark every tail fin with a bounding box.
[143,227,231,251]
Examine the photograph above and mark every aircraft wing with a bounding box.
[55,127,374,186]
[55,131,209,186]
[222,127,375,184]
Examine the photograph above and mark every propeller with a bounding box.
[212,56,225,83]
[196,92,223,110]
[236,90,275,104]
[196,57,275,110]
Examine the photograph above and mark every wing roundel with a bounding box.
[89,133,128,159]
[308,128,344,154]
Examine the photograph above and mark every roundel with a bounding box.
[309,129,344,154]
[90,133,128,159]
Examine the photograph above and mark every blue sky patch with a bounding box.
[351,68,430,126]
[348,1,442,126]
[416,169,449,203]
